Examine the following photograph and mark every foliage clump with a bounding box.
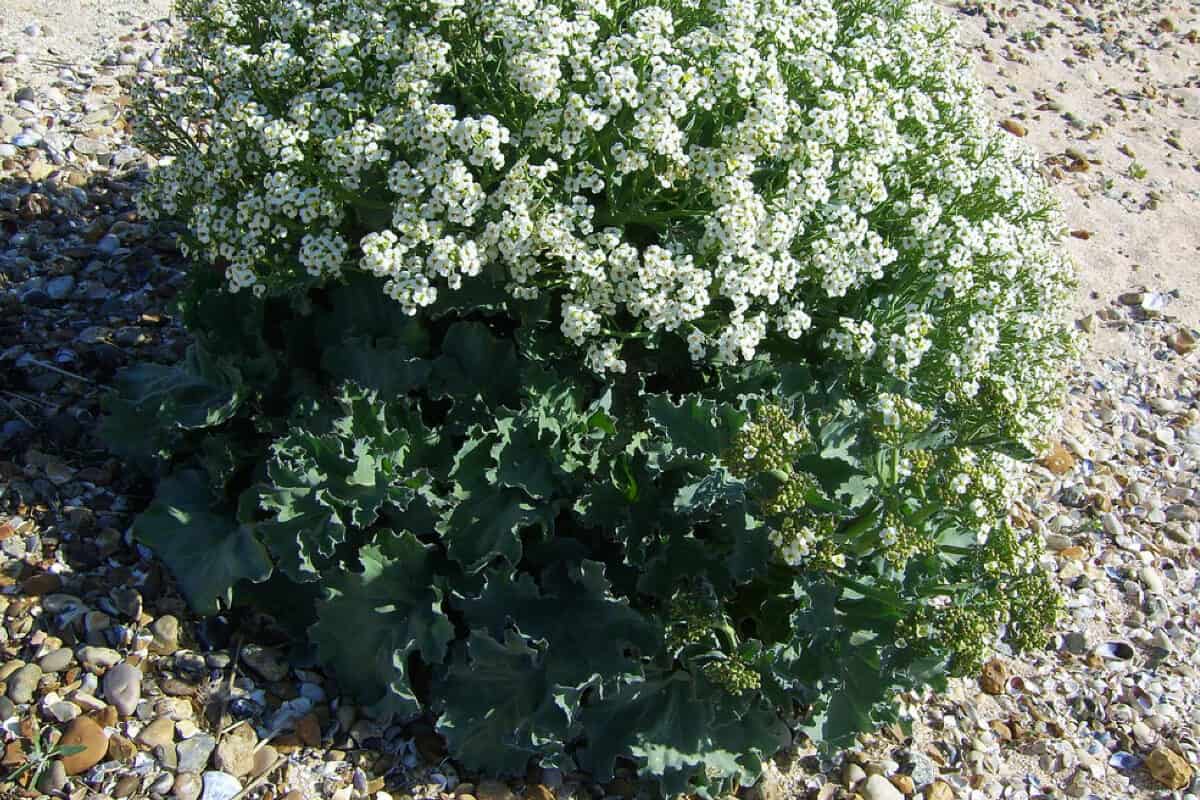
[112,0,1077,791]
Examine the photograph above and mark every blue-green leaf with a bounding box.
[437,630,579,773]
[132,470,272,615]
[460,560,659,686]
[310,531,453,717]
[645,395,745,458]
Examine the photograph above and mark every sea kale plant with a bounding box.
[107,0,1077,791]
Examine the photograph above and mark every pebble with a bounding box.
[47,700,81,722]
[240,644,288,682]
[1146,746,1193,789]
[78,645,122,671]
[925,781,955,800]
[102,662,143,717]
[46,274,76,300]
[38,647,74,673]
[979,659,1007,695]
[174,772,204,800]
[200,771,243,800]
[96,233,121,256]
[862,774,905,800]
[59,715,108,774]
[136,716,176,751]
[6,663,42,704]
[37,758,68,793]
[213,722,258,778]
[177,733,217,773]
[150,614,181,655]
[108,733,137,762]
[175,772,203,800]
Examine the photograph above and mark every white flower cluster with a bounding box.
[138,0,1076,449]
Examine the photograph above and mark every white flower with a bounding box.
[140,0,1074,454]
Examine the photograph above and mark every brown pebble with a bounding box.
[526,784,556,800]
[295,712,322,747]
[2,739,25,767]
[252,744,280,778]
[107,732,137,762]
[1166,328,1196,355]
[888,774,915,795]
[478,779,518,800]
[113,773,140,797]
[59,716,109,775]
[19,573,63,596]
[1039,443,1075,475]
[927,781,955,800]
[979,658,1007,695]
[1000,118,1027,137]
[1146,745,1193,790]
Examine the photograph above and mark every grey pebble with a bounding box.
[12,131,41,148]
[38,647,74,673]
[6,663,43,704]
[47,701,80,723]
[177,733,217,773]
[78,645,121,671]
[0,697,15,719]
[19,288,51,307]
[46,275,76,301]
[36,758,67,793]
[152,772,176,794]
[102,662,142,717]
[200,771,242,800]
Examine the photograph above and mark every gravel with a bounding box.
[2,1,1199,800]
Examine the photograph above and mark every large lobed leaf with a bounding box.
[310,530,454,717]
[132,470,272,614]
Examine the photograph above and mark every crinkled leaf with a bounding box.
[579,672,727,784]
[722,507,772,583]
[834,473,877,510]
[437,630,578,773]
[645,395,745,458]
[798,638,884,749]
[818,416,862,466]
[437,486,553,573]
[492,417,565,499]
[101,344,243,460]
[637,533,719,599]
[132,470,272,614]
[321,336,432,396]
[315,276,432,349]
[432,322,521,409]
[256,492,346,583]
[460,560,659,686]
[674,469,744,516]
[310,531,453,717]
